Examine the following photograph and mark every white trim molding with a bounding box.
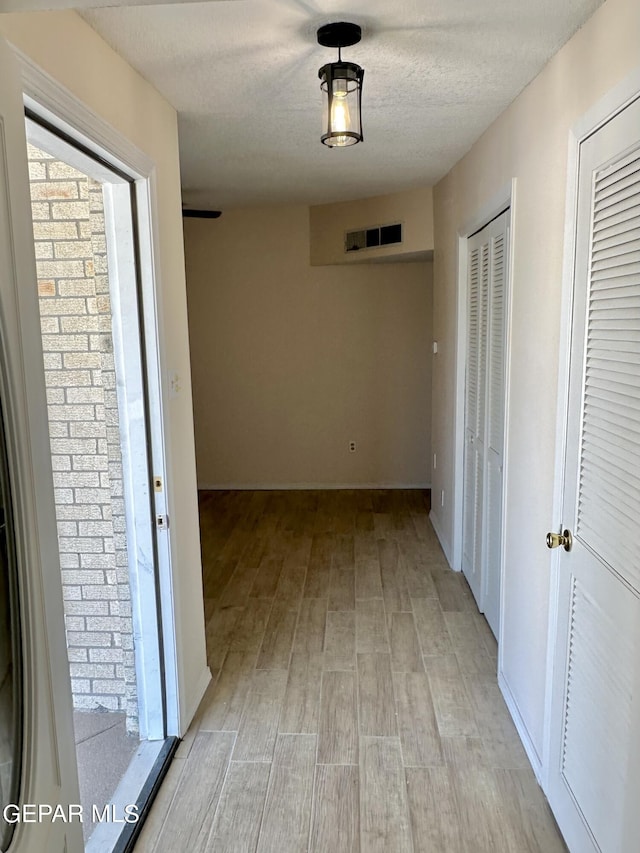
[16,48,154,178]
[12,46,184,739]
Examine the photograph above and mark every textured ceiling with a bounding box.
[0,1,219,10]
[76,0,603,209]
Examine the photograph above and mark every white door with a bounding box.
[547,94,640,853]
[0,38,83,853]
[462,210,508,638]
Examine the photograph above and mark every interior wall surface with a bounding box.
[184,205,433,488]
[0,10,209,734]
[430,0,640,759]
[310,185,434,265]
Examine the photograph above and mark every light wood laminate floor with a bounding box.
[134,490,566,853]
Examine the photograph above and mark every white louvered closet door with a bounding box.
[547,95,640,853]
[462,240,483,604]
[462,211,508,638]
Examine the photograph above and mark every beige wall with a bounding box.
[185,205,432,488]
[310,186,433,265]
[431,0,640,759]
[0,11,209,733]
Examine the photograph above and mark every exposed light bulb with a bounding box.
[330,90,351,146]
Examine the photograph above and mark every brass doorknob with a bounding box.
[546,529,573,552]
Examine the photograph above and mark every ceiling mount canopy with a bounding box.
[317,22,364,149]
[317,21,362,50]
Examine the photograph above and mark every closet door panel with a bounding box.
[462,212,509,639]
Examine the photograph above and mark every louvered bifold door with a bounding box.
[462,212,508,635]
[462,244,479,579]
[483,221,508,636]
[547,95,640,853]
[462,240,485,605]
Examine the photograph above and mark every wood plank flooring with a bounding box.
[134,489,566,853]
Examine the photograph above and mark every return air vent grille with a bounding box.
[345,222,403,253]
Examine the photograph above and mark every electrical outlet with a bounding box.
[440,489,445,507]
[349,440,356,453]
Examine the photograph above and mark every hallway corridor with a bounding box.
[134,490,566,852]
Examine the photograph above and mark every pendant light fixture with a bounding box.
[317,22,364,148]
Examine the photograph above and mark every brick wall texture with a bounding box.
[28,144,138,733]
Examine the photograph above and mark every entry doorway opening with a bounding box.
[25,116,174,850]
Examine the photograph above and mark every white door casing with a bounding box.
[546,93,640,853]
[17,46,184,740]
[462,210,509,639]
[0,37,82,853]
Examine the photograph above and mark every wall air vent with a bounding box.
[345,222,403,253]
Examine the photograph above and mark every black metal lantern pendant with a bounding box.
[317,22,364,148]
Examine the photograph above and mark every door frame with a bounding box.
[0,37,84,852]
[14,48,181,739]
[452,181,515,632]
[542,65,640,794]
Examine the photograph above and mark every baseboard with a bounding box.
[198,482,432,491]
[181,665,212,737]
[498,669,543,784]
[428,509,453,567]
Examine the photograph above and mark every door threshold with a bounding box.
[86,736,178,853]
